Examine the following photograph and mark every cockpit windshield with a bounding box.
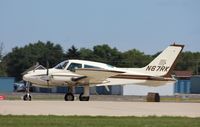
[106,64,114,68]
[54,61,69,69]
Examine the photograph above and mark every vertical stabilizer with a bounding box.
[142,44,184,77]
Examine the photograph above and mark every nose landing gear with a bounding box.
[23,82,32,101]
[23,93,31,101]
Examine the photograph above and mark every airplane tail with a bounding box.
[140,44,184,77]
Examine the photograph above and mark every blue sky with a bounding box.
[0,0,200,54]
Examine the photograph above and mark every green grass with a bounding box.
[160,97,200,103]
[0,115,200,127]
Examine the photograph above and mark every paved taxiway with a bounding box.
[1,101,200,117]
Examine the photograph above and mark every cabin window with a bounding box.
[84,64,100,69]
[67,63,82,72]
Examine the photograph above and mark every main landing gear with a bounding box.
[23,82,32,101]
[79,93,89,101]
[64,85,90,101]
[64,93,74,101]
[79,85,90,101]
[22,83,90,101]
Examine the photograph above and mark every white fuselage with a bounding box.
[23,59,176,88]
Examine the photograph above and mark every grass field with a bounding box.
[0,115,200,127]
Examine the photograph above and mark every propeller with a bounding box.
[46,60,50,93]
[46,60,49,76]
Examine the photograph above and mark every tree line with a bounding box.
[0,41,200,81]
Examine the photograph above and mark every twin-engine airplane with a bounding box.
[23,44,184,101]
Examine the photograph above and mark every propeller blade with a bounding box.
[46,60,50,93]
[46,61,49,76]
[105,86,110,92]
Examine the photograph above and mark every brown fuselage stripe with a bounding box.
[111,74,175,81]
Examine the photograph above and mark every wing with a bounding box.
[74,68,124,84]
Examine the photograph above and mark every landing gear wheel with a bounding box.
[64,93,74,101]
[23,94,31,101]
[79,93,90,101]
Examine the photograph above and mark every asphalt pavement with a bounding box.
[1,101,200,117]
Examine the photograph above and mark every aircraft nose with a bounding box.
[23,74,30,81]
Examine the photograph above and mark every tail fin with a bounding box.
[142,44,184,77]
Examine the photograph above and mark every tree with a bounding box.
[65,45,80,59]
[79,48,96,61]
[176,52,200,74]
[0,42,7,76]
[2,41,200,80]
[92,44,122,66]
[3,41,64,81]
[0,42,3,61]
[121,49,153,68]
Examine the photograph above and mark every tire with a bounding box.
[79,93,90,101]
[64,93,74,101]
[23,94,31,101]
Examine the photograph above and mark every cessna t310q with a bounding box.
[23,44,184,101]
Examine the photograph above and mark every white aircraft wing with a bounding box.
[74,68,124,84]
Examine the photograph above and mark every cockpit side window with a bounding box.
[84,64,100,69]
[67,63,82,72]
[54,61,68,69]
